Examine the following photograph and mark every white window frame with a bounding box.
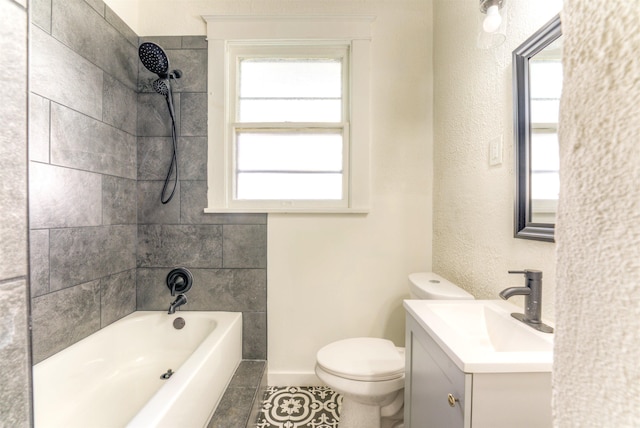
[202,15,373,213]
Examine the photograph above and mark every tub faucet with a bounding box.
[168,294,187,314]
[499,270,553,333]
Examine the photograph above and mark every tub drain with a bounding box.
[173,317,185,329]
[160,369,174,380]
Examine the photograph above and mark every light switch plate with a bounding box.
[489,136,503,166]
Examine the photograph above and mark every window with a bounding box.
[231,46,348,204]
[203,16,373,213]
[529,53,562,223]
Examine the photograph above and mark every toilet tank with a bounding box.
[408,272,474,300]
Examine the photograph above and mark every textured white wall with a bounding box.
[432,0,562,318]
[554,0,640,425]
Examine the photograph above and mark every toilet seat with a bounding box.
[316,338,404,382]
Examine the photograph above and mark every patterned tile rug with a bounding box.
[256,386,342,428]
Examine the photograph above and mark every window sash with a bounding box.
[226,44,350,207]
[229,123,350,208]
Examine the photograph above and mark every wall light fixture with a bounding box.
[478,0,507,49]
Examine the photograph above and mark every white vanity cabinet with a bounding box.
[404,305,552,428]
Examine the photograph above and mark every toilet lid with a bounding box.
[317,338,405,381]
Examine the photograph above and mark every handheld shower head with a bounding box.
[139,42,169,77]
[152,78,170,96]
[138,42,183,205]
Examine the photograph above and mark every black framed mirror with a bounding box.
[513,14,562,242]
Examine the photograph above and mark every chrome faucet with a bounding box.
[168,294,187,314]
[499,270,553,333]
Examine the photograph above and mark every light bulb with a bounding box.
[483,4,502,33]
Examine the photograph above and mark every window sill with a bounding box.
[204,207,369,214]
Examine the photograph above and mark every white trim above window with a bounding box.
[202,15,373,214]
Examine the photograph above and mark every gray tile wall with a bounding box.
[28,0,268,369]
[29,0,138,364]
[0,0,31,425]
[136,36,268,360]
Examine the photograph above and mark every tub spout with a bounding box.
[168,294,187,314]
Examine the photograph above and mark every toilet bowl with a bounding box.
[315,338,405,428]
[315,272,474,428]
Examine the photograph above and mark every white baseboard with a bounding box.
[268,371,325,387]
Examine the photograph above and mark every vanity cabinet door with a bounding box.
[405,316,470,428]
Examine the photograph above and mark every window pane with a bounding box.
[529,61,563,99]
[237,132,343,172]
[531,172,559,200]
[531,99,560,124]
[239,99,341,122]
[240,59,342,98]
[237,173,343,200]
[238,58,343,123]
[531,132,559,172]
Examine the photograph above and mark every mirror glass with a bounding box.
[529,37,562,224]
[513,15,562,241]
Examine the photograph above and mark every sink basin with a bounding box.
[404,300,553,372]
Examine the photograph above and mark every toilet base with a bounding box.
[337,391,404,428]
[339,397,381,428]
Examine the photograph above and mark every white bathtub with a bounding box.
[33,311,242,428]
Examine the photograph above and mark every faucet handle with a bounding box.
[508,269,543,280]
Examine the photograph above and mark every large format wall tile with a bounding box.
[138,137,206,181]
[179,181,267,225]
[29,229,50,297]
[31,280,101,363]
[137,180,181,224]
[1,1,30,425]
[52,0,137,89]
[178,137,207,180]
[181,36,207,50]
[83,0,104,16]
[223,225,267,268]
[29,162,102,229]
[100,269,136,327]
[243,311,267,360]
[187,268,266,312]
[0,279,31,425]
[49,225,136,291]
[180,92,207,136]
[138,35,182,50]
[51,103,137,179]
[32,0,52,33]
[28,0,143,376]
[137,225,223,268]
[136,268,266,312]
[137,92,181,137]
[136,268,175,309]
[103,73,137,135]
[29,93,50,163]
[102,176,136,225]
[0,0,28,281]
[30,26,103,120]
[137,137,174,180]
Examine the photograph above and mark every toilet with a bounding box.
[315,272,474,428]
